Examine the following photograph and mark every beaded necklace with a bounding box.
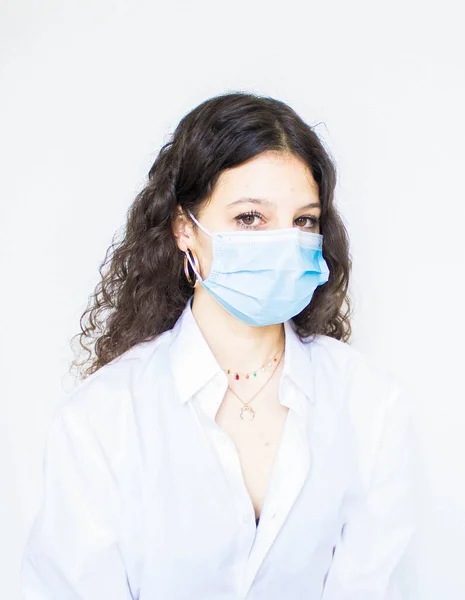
[222,346,282,381]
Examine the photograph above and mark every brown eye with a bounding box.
[295,216,319,229]
[241,214,256,226]
[234,211,264,229]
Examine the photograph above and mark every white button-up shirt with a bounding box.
[20,296,417,600]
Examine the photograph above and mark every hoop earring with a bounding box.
[183,249,200,288]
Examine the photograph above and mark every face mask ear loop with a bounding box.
[186,249,203,283]
[187,210,213,238]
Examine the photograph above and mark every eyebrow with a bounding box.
[227,197,321,210]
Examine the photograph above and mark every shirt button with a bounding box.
[310,396,316,405]
[242,514,252,524]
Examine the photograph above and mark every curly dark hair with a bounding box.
[70,91,352,381]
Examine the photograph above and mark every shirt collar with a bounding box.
[168,297,315,410]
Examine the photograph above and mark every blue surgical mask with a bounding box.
[185,210,330,327]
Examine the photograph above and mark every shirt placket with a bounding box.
[193,379,258,583]
[240,384,312,597]
[192,375,312,599]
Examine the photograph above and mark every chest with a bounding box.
[214,379,290,519]
[139,378,353,599]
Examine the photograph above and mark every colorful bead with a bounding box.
[222,346,283,381]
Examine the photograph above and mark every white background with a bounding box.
[1,1,464,598]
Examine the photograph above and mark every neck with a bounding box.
[190,288,285,372]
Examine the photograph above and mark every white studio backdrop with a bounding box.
[1,1,464,598]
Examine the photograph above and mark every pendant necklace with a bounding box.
[227,347,284,421]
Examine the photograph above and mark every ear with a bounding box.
[172,205,196,252]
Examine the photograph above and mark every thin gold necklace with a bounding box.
[227,347,284,421]
[222,346,282,381]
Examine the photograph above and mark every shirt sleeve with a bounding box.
[321,379,418,600]
[20,397,137,600]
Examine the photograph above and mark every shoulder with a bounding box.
[307,333,404,421]
[54,330,173,443]
[308,333,400,391]
[307,335,411,482]
[305,333,358,373]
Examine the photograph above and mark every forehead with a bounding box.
[211,151,319,205]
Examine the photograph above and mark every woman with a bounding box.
[20,92,416,599]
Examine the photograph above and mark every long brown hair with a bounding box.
[71,91,352,381]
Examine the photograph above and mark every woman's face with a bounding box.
[174,150,321,280]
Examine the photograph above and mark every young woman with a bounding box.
[20,92,416,599]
